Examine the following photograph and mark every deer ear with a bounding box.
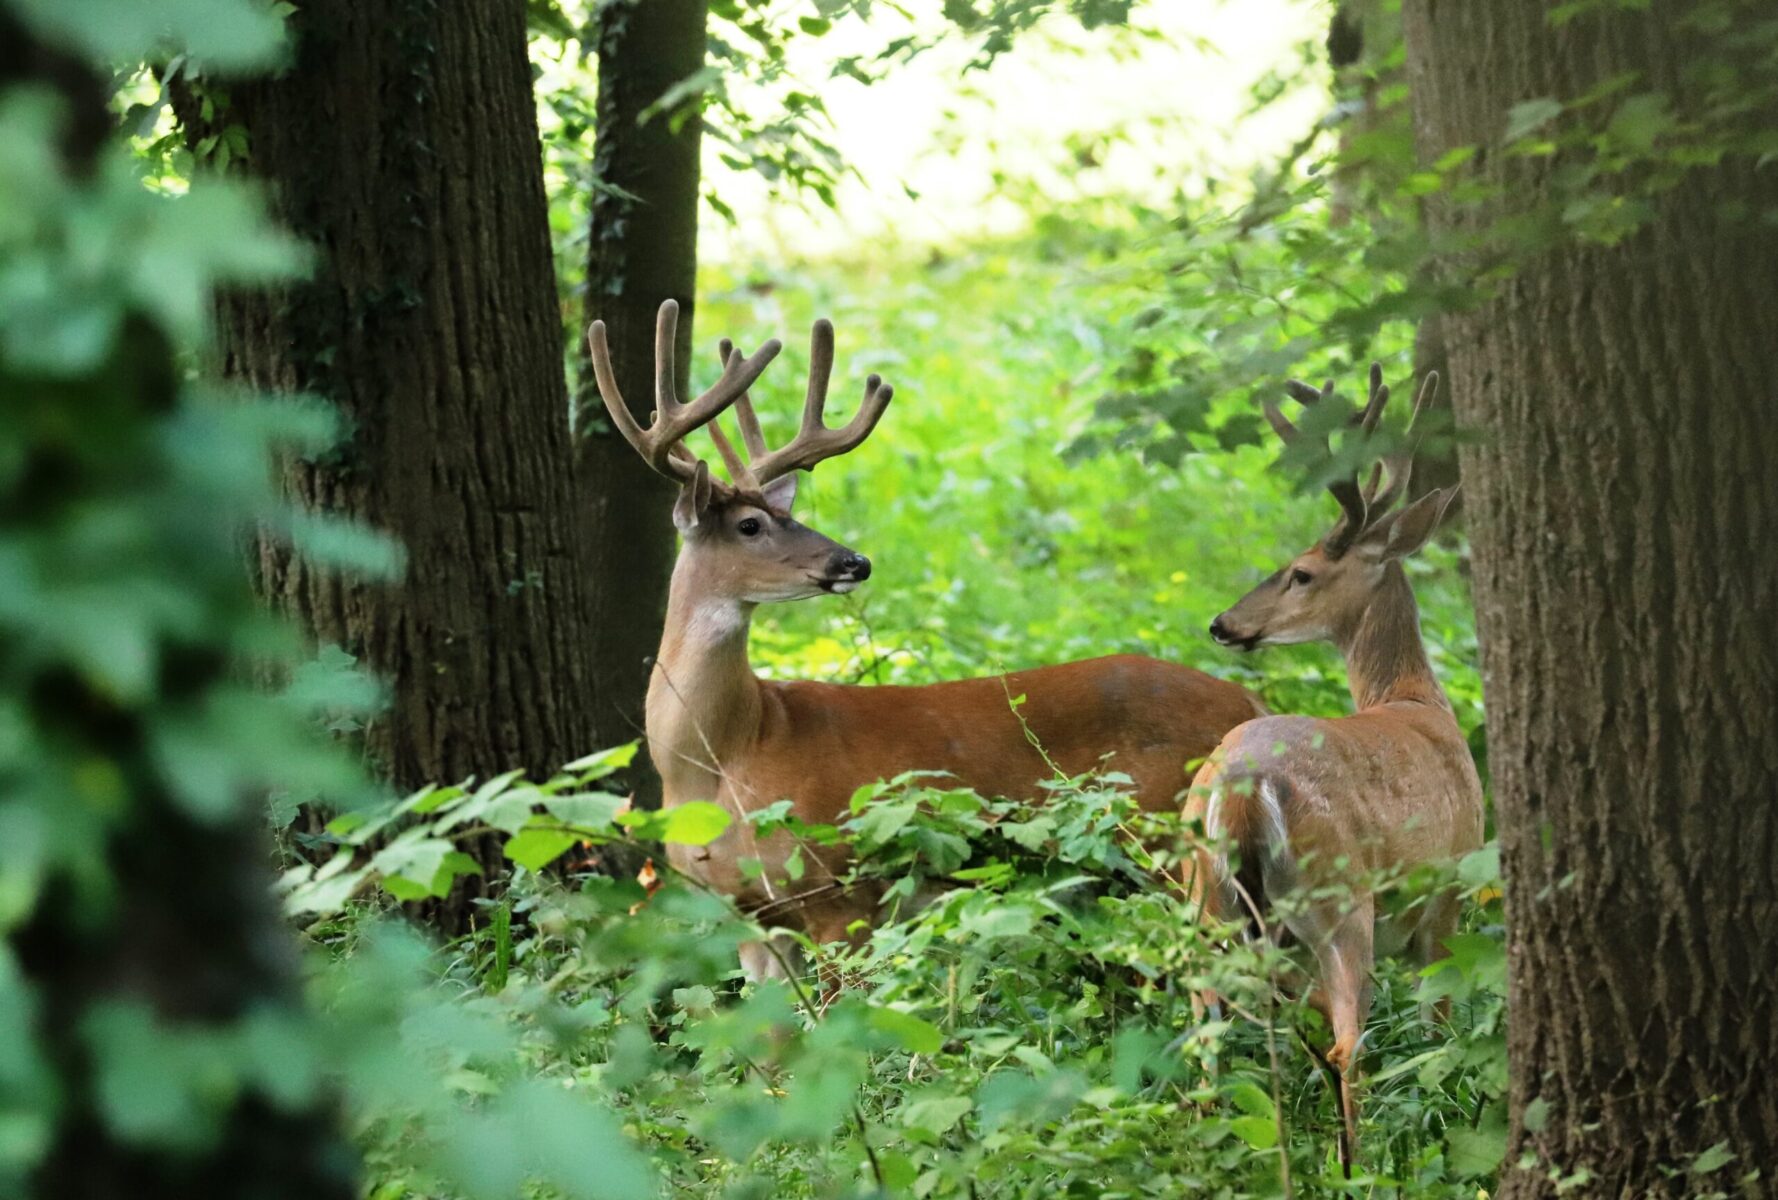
[672,460,715,534]
[1368,486,1459,561]
[761,471,798,513]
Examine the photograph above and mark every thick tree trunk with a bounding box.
[3,14,356,1196]
[1403,3,1778,1194]
[204,5,602,810]
[576,0,709,803]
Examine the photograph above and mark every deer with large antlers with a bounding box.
[1185,364,1483,1169]
[589,300,1267,979]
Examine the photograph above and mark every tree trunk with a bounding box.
[1403,3,1778,1194]
[576,0,709,807]
[3,14,357,1196]
[202,4,602,831]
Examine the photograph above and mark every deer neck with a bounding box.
[648,556,764,804]
[1333,561,1448,713]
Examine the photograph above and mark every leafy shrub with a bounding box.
[292,758,1506,1198]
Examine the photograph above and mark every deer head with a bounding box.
[1209,365,1457,651]
[587,300,892,605]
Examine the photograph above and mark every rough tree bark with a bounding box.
[576,0,710,797]
[3,14,357,1196]
[196,4,603,830]
[1403,3,1778,1194]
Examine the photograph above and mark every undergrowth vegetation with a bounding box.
[289,756,1505,1199]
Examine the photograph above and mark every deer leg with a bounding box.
[1302,891,1374,1177]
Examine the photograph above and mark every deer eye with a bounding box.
[736,517,763,537]
[1289,568,1314,587]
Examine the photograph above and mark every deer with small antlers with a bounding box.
[1185,364,1484,1170]
[589,300,1267,979]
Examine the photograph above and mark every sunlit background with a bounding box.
[703,2,1324,255]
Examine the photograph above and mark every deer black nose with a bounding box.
[1209,616,1229,642]
[840,553,871,581]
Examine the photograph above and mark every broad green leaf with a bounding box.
[657,801,731,846]
[1690,1141,1735,1176]
[504,827,579,872]
[1447,1122,1507,1178]
[1228,1081,1275,1120]
[901,1094,972,1136]
[1504,98,1564,141]
[868,1006,943,1055]
[1229,1115,1278,1150]
[543,791,627,831]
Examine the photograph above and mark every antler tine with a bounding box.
[586,300,783,485]
[1273,375,1371,554]
[1263,400,1302,444]
[706,339,764,493]
[747,318,893,486]
[717,337,771,462]
[799,317,837,435]
[1359,363,1390,435]
[586,318,660,469]
[1323,476,1371,555]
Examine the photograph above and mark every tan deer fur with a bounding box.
[590,301,1266,976]
[1185,366,1484,1170]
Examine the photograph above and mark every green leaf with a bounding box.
[505,826,579,872]
[657,801,731,846]
[1605,92,1676,155]
[847,797,918,848]
[561,742,640,778]
[1447,1123,1507,1178]
[868,1006,943,1055]
[901,1094,972,1136]
[542,791,627,831]
[1522,1096,1551,1132]
[1690,1141,1735,1176]
[13,0,290,71]
[1504,98,1564,141]
[1228,1081,1275,1120]
[1458,844,1502,891]
[285,511,404,579]
[959,903,1033,941]
[1229,1115,1277,1150]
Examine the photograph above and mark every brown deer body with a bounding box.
[592,300,1265,973]
[1186,367,1483,1169]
